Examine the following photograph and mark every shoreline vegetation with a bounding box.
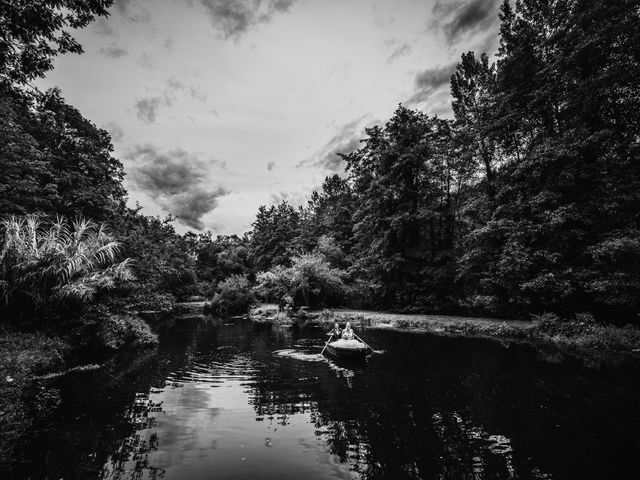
[2,0,640,470]
[247,304,640,366]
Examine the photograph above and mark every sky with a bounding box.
[37,0,502,235]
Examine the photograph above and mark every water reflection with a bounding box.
[3,317,640,480]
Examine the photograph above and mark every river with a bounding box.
[5,315,640,479]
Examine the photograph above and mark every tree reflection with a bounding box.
[5,319,640,480]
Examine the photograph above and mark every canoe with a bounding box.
[325,338,368,358]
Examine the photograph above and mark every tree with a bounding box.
[0,87,127,221]
[460,0,640,318]
[249,201,301,271]
[0,0,112,85]
[344,106,461,309]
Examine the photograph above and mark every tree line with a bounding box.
[237,0,640,322]
[1,0,639,327]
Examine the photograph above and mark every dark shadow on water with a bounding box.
[3,316,640,479]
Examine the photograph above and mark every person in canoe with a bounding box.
[331,322,342,338]
[341,321,355,340]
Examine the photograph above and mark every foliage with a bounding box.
[126,291,176,314]
[109,210,198,300]
[249,201,301,271]
[0,86,127,221]
[96,312,158,350]
[207,275,256,316]
[255,253,347,309]
[241,0,640,323]
[0,0,112,85]
[0,330,67,467]
[192,232,252,292]
[0,215,134,319]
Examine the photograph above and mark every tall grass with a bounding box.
[0,215,135,312]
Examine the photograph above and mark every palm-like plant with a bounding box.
[0,215,135,310]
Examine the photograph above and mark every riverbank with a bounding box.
[248,305,640,366]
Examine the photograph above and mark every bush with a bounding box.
[127,291,176,313]
[97,312,158,350]
[0,215,134,321]
[255,253,347,309]
[207,275,256,315]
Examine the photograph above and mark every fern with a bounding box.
[0,215,136,310]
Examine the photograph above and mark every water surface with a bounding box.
[5,316,640,479]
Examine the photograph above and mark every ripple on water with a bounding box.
[166,354,260,384]
[272,348,327,362]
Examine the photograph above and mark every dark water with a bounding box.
[5,316,640,479]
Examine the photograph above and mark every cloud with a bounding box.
[298,115,374,172]
[103,121,124,143]
[387,43,412,63]
[166,78,208,102]
[93,18,115,36]
[112,0,151,23]
[125,145,228,229]
[134,79,208,124]
[199,0,296,39]
[267,161,276,171]
[432,0,500,45]
[99,43,128,59]
[137,52,155,69]
[269,188,313,208]
[407,61,457,105]
[134,97,163,123]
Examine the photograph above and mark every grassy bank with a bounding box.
[311,309,640,360]
[246,304,640,363]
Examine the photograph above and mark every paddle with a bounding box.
[320,332,334,355]
[353,332,375,353]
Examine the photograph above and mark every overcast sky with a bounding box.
[37,0,501,235]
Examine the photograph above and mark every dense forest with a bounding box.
[1,0,640,343]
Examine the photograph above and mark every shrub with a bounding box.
[0,215,134,320]
[207,275,256,315]
[127,291,176,313]
[254,266,291,305]
[255,253,347,309]
[97,312,158,350]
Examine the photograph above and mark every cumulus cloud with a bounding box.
[134,78,208,123]
[431,0,501,45]
[99,43,128,59]
[407,61,457,106]
[125,145,228,229]
[199,0,297,39]
[298,115,375,173]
